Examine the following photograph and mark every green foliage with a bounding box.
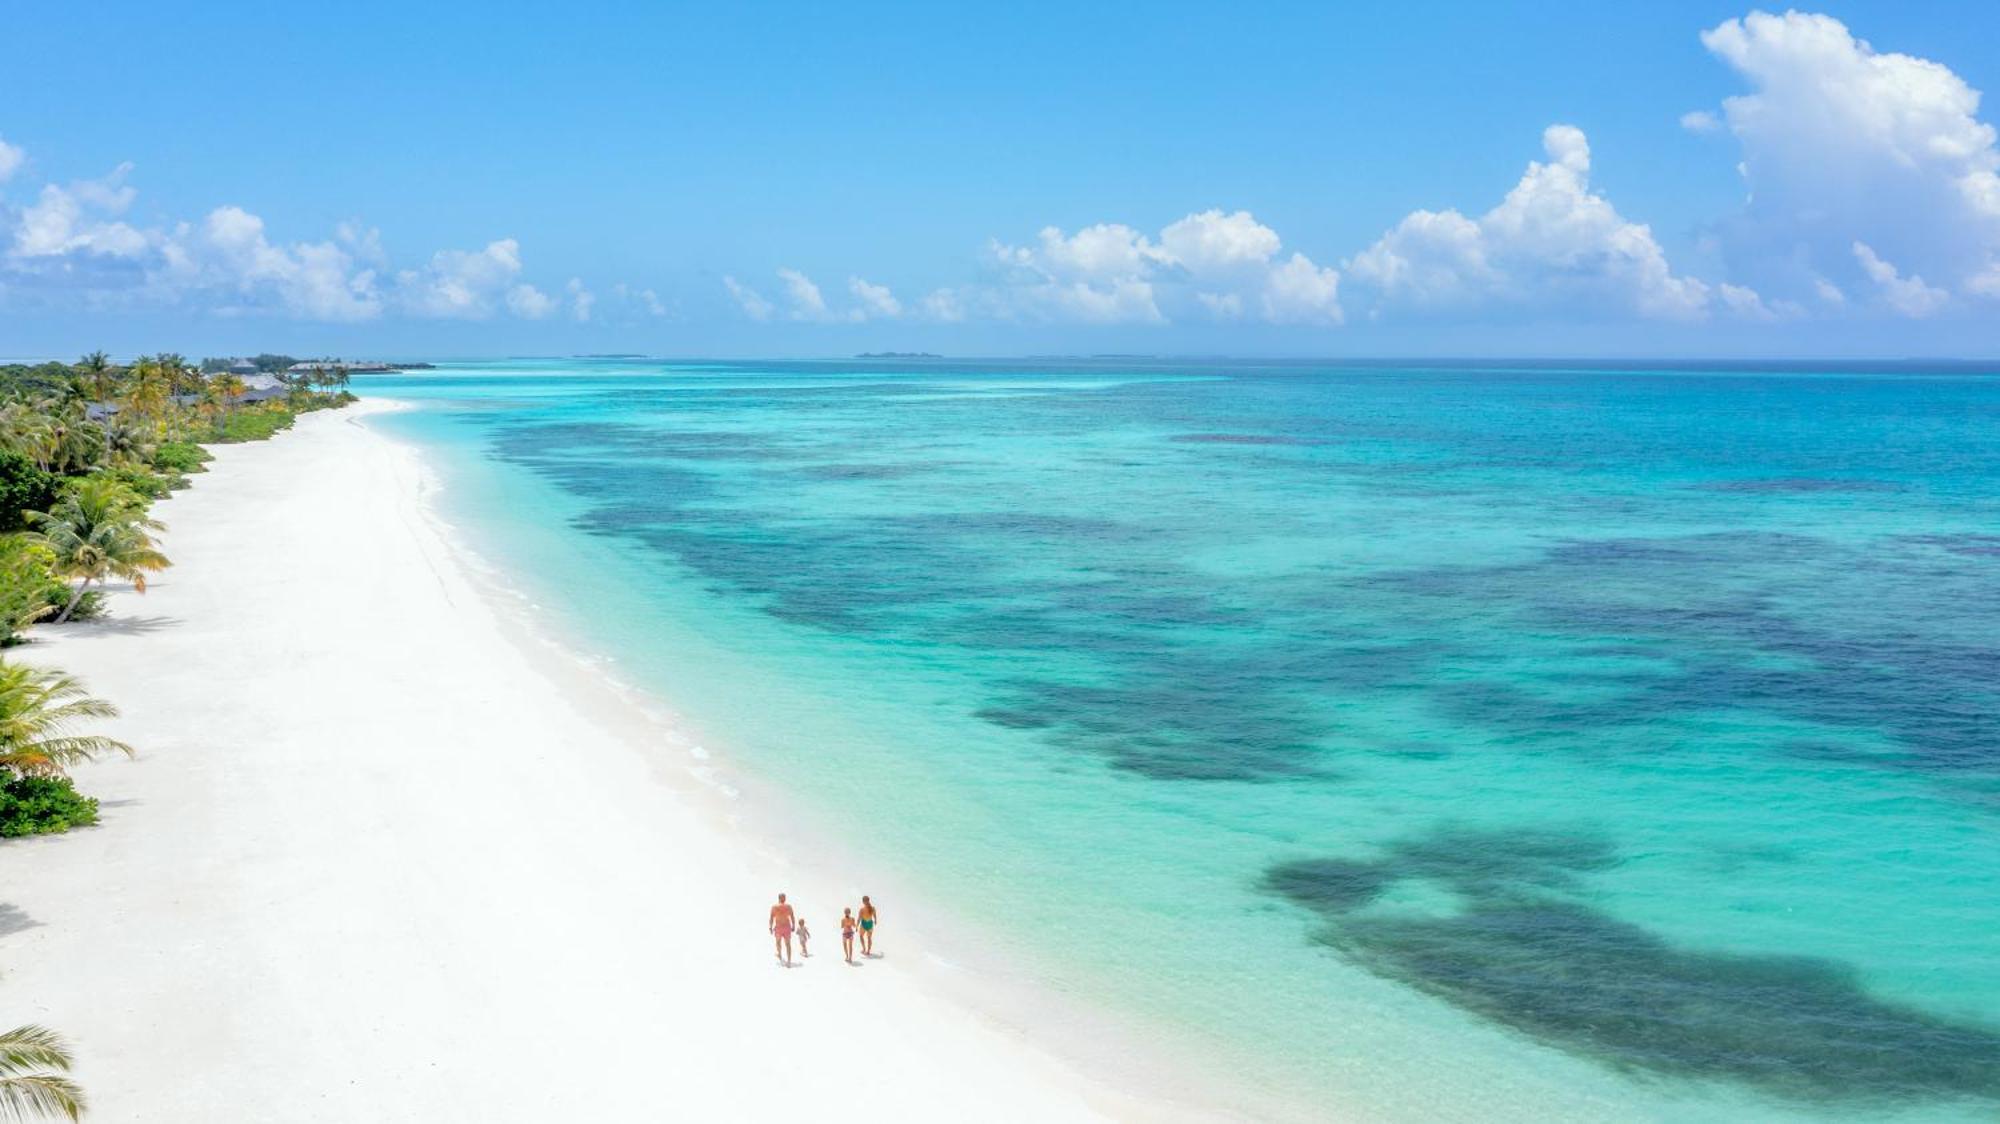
[23,477,171,622]
[0,1023,86,1120]
[0,660,132,777]
[152,440,211,474]
[0,773,99,836]
[0,364,82,402]
[0,453,61,533]
[0,537,64,646]
[210,403,298,443]
[94,465,176,501]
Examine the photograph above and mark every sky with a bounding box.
[3,1,2000,360]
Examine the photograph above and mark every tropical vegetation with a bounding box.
[0,352,358,1113]
[0,1025,84,1121]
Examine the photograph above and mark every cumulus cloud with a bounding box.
[1348,125,1728,320]
[977,209,1339,324]
[394,238,533,319]
[11,164,148,259]
[0,136,24,183]
[506,283,556,319]
[1852,241,1949,317]
[166,205,382,321]
[1695,10,2000,306]
[0,143,573,322]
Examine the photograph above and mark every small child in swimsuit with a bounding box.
[797,917,811,958]
[840,908,858,963]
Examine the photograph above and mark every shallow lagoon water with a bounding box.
[367,359,2000,1122]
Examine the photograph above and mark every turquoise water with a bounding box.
[366,359,1999,1122]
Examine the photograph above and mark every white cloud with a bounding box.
[170,205,382,321]
[395,238,532,319]
[1159,209,1283,273]
[724,269,905,323]
[1697,10,2000,303]
[608,283,670,318]
[1852,241,1949,316]
[1968,262,2000,299]
[1261,252,1344,324]
[848,276,901,319]
[506,283,556,319]
[918,288,965,322]
[982,209,1337,324]
[1680,110,1722,134]
[567,277,595,322]
[0,136,23,183]
[722,275,774,320]
[0,151,572,322]
[776,266,831,321]
[1348,125,1726,320]
[11,165,148,259]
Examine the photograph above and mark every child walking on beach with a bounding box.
[840,908,858,963]
[797,917,812,958]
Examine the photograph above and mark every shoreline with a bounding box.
[0,400,1212,1121]
[384,402,1316,1123]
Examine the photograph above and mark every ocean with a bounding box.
[363,358,2000,1122]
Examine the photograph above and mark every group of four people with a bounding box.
[767,892,877,966]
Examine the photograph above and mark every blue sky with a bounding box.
[4,2,1999,358]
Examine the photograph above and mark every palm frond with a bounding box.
[0,1027,71,1077]
[0,1073,86,1122]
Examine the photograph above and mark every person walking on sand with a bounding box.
[797,916,812,958]
[858,895,880,958]
[769,892,797,966]
[840,907,858,963]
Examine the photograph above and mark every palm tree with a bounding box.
[0,1025,84,1121]
[206,372,246,433]
[0,403,56,470]
[122,358,168,423]
[0,662,131,778]
[37,399,102,476]
[99,419,153,467]
[77,350,117,407]
[24,478,170,623]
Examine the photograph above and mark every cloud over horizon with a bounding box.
[5,8,2000,344]
[0,143,637,327]
[1692,9,2000,316]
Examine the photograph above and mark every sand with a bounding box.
[0,401,1168,1121]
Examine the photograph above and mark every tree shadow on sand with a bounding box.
[0,902,39,938]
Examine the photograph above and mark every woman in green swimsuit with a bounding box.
[857,895,879,958]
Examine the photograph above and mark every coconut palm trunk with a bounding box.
[53,579,92,625]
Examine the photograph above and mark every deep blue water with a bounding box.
[367,359,2000,1122]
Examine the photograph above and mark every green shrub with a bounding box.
[298,391,358,414]
[152,441,211,474]
[211,406,296,443]
[0,773,100,836]
[0,452,62,533]
[95,465,175,501]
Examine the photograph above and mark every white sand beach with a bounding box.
[0,401,1171,1121]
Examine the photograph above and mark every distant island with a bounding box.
[856,352,943,359]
